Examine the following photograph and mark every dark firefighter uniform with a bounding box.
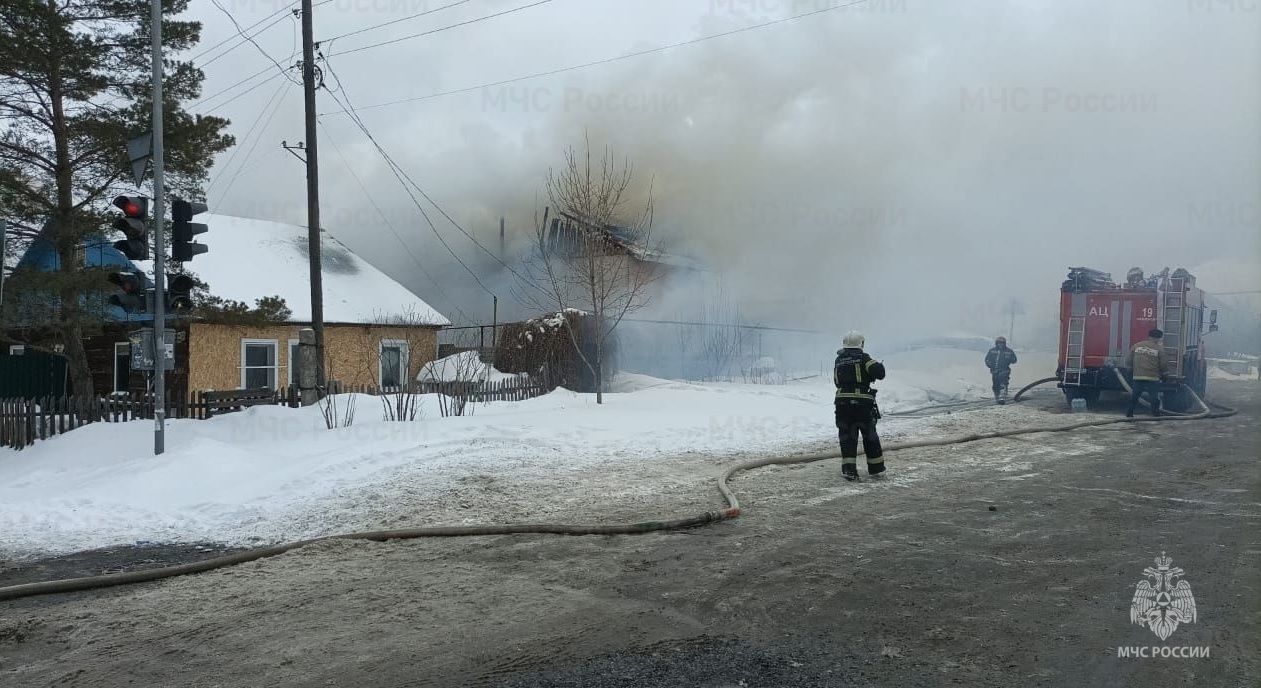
[985,337,1018,402]
[834,346,887,480]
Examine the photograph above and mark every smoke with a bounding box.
[216,0,1260,354]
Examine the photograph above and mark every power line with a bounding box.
[327,0,553,57]
[199,13,292,69]
[191,61,292,111]
[321,59,548,301]
[325,0,870,115]
[317,118,477,325]
[192,0,335,67]
[319,70,497,298]
[191,0,299,61]
[321,0,474,44]
[213,80,296,207]
[199,69,290,114]
[209,0,302,84]
[205,76,290,200]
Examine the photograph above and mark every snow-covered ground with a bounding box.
[0,347,1063,560]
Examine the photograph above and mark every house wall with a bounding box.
[187,322,440,391]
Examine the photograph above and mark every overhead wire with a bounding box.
[320,57,548,301]
[198,69,291,114]
[190,0,303,62]
[318,68,497,298]
[325,0,871,115]
[327,0,554,57]
[317,118,478,325]
[321,0,475,43]
[209,0,302,85]
[204,76,290,202]
[205,10,302,204]
[214,80,296,207]
[198,12,292,69]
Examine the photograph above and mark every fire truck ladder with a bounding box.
[1159,276,1185,379]
[1063,313,1087,386]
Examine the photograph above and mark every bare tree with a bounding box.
[515,135,662,404]
[675,307,695,381]
[349,306,442,422]
[319,358,357,429]
[417,328,488,418]
[696,279,747,382]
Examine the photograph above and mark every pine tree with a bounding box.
[0,0,233,396]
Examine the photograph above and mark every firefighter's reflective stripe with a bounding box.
[835,390,875,400]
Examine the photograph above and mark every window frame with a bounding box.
[379,339,410,389]
[287,338,302,387]
[240,338,279,389]
[113,342,131,393]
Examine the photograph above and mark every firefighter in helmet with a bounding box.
[1125,328,1167,417]
[833,330,887,481]
[985,336,1018,403]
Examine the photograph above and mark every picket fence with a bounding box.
[0,378,551,451]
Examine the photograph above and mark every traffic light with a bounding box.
[107,269,146,313]
[112,195,149,260]
[166,273,195,313]
[171,198,208,262]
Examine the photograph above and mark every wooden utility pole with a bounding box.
[300,0,326,391]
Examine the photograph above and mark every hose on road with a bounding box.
[0,381,1237,602]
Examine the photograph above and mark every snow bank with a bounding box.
[416,350,521,383]
[0,346,1059,559]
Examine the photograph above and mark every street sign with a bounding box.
[126,132,153,187]
[129,327,174,371]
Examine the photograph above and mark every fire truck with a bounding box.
[1056,266,1218,411]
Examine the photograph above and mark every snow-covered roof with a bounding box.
[136,214,449,326]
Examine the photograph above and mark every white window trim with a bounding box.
[8,344,24,355]
[287,338,301,386]
[113,342,130,393]
[240,338,279,389]
[379,339,410,388]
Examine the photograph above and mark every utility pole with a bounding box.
[300,0,326,391]
[150,0,167,455]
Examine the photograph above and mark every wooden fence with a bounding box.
[0,378,551,450]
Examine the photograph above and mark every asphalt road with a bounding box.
[1,379,1257,687]
[488,380,1261,687]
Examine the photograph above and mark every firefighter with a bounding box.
[1125,328,1166,417]
[985,336,1018,403]
[834,330,886,481]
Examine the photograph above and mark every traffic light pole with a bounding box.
[150,0,167,455]
[301,0,327,392]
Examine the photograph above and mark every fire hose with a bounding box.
[0,381,1237,602]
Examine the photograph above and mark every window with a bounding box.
[241,339,278,389]
[8,345,24,355]
[379,339,409,388]
[287,338,301,386]
[113,342,131,393]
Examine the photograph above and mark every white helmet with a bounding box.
[843,330,865,348]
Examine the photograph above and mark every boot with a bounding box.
[842,463,859,481]
[868,461,885,477]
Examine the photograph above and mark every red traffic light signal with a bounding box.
[111,194,149,260]
[113,195,147,219]
[107,270,146,313]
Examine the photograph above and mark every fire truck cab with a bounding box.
[1057,266,1218,411]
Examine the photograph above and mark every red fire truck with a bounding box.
[1057,266,1218,411]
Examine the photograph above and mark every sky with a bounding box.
[187,0,1261,348]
